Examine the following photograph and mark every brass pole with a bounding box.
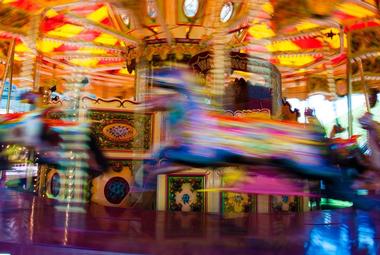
[0,39,15,104]
[6,40,15,114]
[33,55,41,91]
[357,58,370,113]
[346,30,353,138]
[347,59,353,137]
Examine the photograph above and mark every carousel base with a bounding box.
[0,188,379,255]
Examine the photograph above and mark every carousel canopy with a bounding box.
[0,0,377,99]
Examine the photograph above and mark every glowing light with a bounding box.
[15,43,30,53]
[337,2,376,18]
[296,21,320,32]
[45,9,58,18]
[93,33,118,45]
[47,24,84,38]
[262,2,273,16]
[69,58,98,67]
[267,40,300,52]
[276,55,316,67]
[36,40,62,52]
[77,47,108,55]
[248,23,275,39]
[220,2,234,23]
[320,198,353,207]
[86,5,108,23]
[183,0,199,18]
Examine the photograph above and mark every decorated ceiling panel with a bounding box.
[0,0,377,99]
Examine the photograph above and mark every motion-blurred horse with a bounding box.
[0,101,108,189]
[138,67,379,209]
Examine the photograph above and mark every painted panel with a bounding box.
[270,195,302,212]
[91,162,134,208]
[167,175,205,212]
[221,192,257,214]
[87,110,153,152]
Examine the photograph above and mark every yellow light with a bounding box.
[45,9,58,18]
[267,40,300,52]
[78,47,108,55]
[15,43,31,53]
[2,0,17,3]
[223,168,246,185]
[70,58,99,67]
[337,3,376,18]
[262,2,274,16]
[86,5,108,23]
[277,55,316,67]
[363,0,376,6]
[296,21,320,32]
[36,39,62,52]
[93,33,118,45]
[119,68,133,75]
[248,23,275,39]
[47,24,84,38]
[297,68,306,73]
[14,54,22,61]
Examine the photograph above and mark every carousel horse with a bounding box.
[350,113,380,190]
[359,112,380,170]
[137,67,380,209]
[0,95,108,190]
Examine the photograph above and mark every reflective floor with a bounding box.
[0,188,379,255]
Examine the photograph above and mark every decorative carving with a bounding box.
[88,110,152,151]
[222,192,256,214]
[50,172,60,197]
[350,27,380,56]
[225,109,271,119]
[281,100,300,121]
[104,177,130,204]
[270,195,301,212]
[167,175,205,212]
[0,5,31,31]
[102,123,137,142]
[91,164,134,207]
[111,161,124,172]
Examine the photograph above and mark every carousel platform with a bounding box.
[0,188,379,255]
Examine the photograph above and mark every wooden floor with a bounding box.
[0,188,379,255]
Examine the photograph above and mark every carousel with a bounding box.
[0,0,379,254]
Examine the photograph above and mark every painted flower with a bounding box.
[175,183,197,212]
[225,192,250,213]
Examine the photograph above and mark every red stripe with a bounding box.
[332,11,357,23]
[10,0,39,12]
[331,53,347,65]
[75,30,102,41]
[292,38,323,49]
[44,119,79,127]
[101,17,112,26]
[40,14,68,33]
[347,21,380,32]
[53,44,80,52]
[97,59,124,65]
[0,112,26,122]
